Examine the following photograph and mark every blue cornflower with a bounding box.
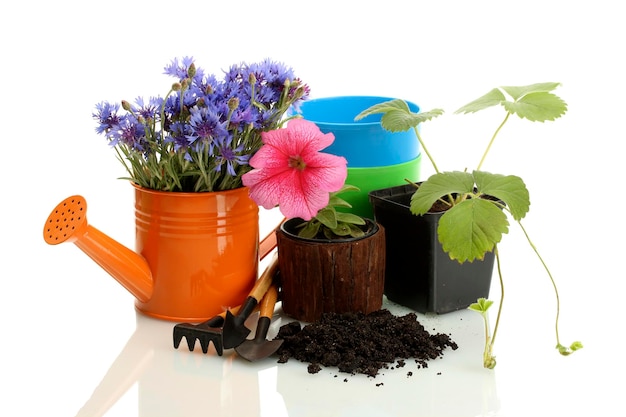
[255,84,280,105]
[213,135,250,176]
[165,80,203,118]
[131,96,162,121]
[94,57,308,192]
[248,59,295,93]
[164,56,209,101]
[187,106,229,150]
[93,102,121,134]
[288,79,310,112]
[223,63,245,84]
[163,56,195,79]
[194,72,220,97]
[230,106,256,126]
[108,115,147,151]
[165,121,193,160]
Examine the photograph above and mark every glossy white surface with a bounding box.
[2,0,625,415]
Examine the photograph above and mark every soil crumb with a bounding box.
[274,309,457,377]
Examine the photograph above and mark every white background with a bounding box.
[1,1,624,416]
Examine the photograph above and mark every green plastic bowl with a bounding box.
[338,155,422,219]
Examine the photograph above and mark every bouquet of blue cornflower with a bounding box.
[93,57,309,192]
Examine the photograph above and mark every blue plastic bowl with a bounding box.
[298,96,420,167]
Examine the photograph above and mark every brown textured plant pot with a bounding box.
[277,218,386,322]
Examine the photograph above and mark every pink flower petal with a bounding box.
[242,119,348,221]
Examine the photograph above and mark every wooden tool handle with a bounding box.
[259,283,279,319]
[249,252,279,302]
[259,229,277,260]
[217,304,241,318]
[259,218,285,260]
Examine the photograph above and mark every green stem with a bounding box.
[484,246,504,369]
[482,314,492,368]
[414,126,440,174]
[195,144,212,192]
[476,112,510,171]
[516,219,563,348]
[160,88,176,144]
[113,145,135,182]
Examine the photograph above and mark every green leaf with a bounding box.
[330,184,360,209]
[354,98,411,120]
[500,82,561,100]
[454,88,505,114]
[315,207,338,229]
[329,222,353,236]
[410,171,475,215]
[473,171,530,221]
[438,198,509,263]
[468,297,493,314]
[335,211,366,225]
[455,82,566,120]
[297,221,320,239]
[502,91,567,122]
[336,184,360,194]
[347,223,366,238]
[380,109,444,133]
[327,194,352,209]
[557,341,584,356]
[354,98,443,132]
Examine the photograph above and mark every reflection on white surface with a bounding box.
[75,312,265,417]
[70,302,502,417]
[258,367,289,417]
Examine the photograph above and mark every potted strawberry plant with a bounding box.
[358,82,582,368]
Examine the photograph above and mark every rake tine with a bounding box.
[173,315,225,355]
[197,334,219,354]
[186,334,197,351]
[172,305,248,356]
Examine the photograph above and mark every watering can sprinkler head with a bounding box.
[43,195,89,245]
[43,195,153,303]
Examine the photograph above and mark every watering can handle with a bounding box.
[259,218,285,261]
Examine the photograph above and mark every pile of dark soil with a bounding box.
[274,309,457,378]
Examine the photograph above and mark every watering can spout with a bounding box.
[43,195,153,303]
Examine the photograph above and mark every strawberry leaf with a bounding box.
[438,198,509,263]
[500,82,561,100]
[410,171,475,215]
[502,91,567,122]
[354,98,443,132]
[473,171,530,221]
[468,298,494,314]
[454,88,505,114]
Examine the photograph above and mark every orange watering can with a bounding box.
[43,186,279,322]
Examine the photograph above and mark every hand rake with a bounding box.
[172,220,282,355]
[172,308,236,356]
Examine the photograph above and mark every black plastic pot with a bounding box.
[369,184,494,314]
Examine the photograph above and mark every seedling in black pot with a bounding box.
[357,82,582,368]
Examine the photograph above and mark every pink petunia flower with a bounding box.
[242,118,347,221]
